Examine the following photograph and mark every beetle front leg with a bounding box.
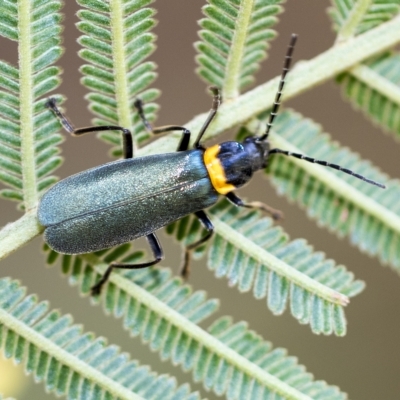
[192,86,221,149]
[45,98,134,159]
[226,192,283,221]
[90,233,164,296]
[181,210,214,279]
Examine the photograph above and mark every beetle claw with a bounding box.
[90,284,102,296]
[45,97,57,109]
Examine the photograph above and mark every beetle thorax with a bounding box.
[204,140,267,194]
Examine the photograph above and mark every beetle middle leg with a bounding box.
[90,233,164,296]
[226,192,283,221]
[134,86,221,152]
[134,99,191,151]
[181,210,214,279]
[45,98,134,159]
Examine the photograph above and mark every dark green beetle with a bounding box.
[38,35,384,295]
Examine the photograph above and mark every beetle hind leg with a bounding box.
[180,210,214,279]
[90,233,163,296]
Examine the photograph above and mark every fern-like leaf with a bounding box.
[76,0,159,156]
[207,317,346,399]
[44,248,347,399]
[261,109,400,272]
[196,0,283,99]
[0,0,64,209]
[337,52,400,140]
[167,200,363,335]
[0,277,202,400]
[329,0,400,40]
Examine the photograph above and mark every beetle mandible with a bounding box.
[38,34,385,295]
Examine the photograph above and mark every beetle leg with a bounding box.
[90,233,163,296]
[192,86,221,149]
[181,210,214,279]
[226,191,284,221]
[45,98,133,159]
[133,98,191,151]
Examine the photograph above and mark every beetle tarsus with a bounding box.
[180,251,191,280]
[90,283,103,297]
[226,192,284,221]
[247,201,284,221]
[90,265,113,296]
[89,234,164,296]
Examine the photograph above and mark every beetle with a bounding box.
[38,34,385,295]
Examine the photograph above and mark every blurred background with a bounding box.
[1,1,399,399]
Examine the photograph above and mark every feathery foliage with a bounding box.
[44,244,219,326]
[0,277,201,400]
[337,51,400,140]
[42,249,347,399]
[196,0,283,99]
[167,200,363,335]
[1,0,400,398]
[77,0,159,156]
[264,109,400,272]
[0,0,64,209]
[207,317,346,399]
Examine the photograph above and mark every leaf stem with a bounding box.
[18,0,38,210]
[0,211,42,261]
[140,15,400,156]
[2,16,400,265]
[211,216,349,306]
[223,0,255,99]
[350,63,400,105]
[336,0,372,43]
[109,0,136,154]
[83,254,313,400]
[270,133,400,240]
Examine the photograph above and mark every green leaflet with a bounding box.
[43,247,347,399]
[0,0,18,41]
[267,109,400,272]
[0,278,202,400]
[0,0,64,209]
[167,200,363,335]
[328,0,400,38]
[337,52,400,140]
[195,0,283,99]
[76,0,160,156]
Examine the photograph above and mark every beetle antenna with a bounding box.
[259,34,298,142]
[268,148,386,188]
